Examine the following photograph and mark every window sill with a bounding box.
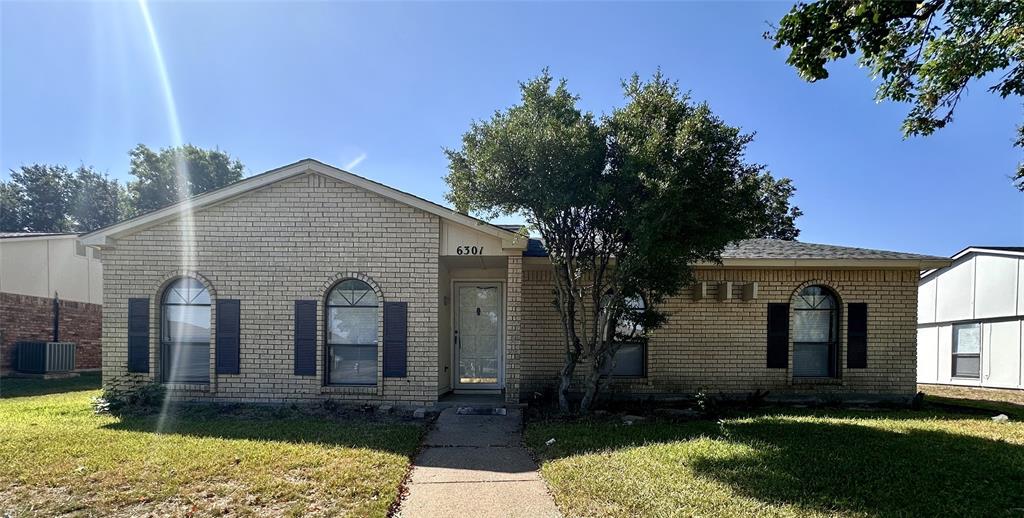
[790,377,842,386]
[162,382,210,392]
[320,385,378,395]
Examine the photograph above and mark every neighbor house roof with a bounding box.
[0,232,79,241]
[919,245,1024,280]
[81,159,525,248]
[524,237,950,269]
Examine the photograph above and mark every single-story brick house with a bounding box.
[82,159,950,405]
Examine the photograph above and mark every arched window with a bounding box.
[792,285,839,378]
[326,279,379,385]
[606,294,647,378]
[161,277,211,383]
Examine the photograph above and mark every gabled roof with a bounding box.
[81,159,524,248]
[949,246,1024,260]
[919,245,1024,280]
[524,237,950,268]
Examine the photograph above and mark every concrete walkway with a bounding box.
[398,407,561,518]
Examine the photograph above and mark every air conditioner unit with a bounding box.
[15,341,76,374]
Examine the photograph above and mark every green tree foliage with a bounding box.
[127,144,245,215]
[7,164,75,232]
[72,166,125,232]
[0,180,24,232]
[768,0,1024,190]
[445,71,801,412]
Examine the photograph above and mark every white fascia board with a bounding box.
[920,249,1021,281]
[951,248,1024,261]
[0,234,80,243]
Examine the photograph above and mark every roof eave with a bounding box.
[523,256,951,269]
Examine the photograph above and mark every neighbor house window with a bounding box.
[952,323,981,378]
[792,285,838,378]
[161,277,211,383]
[327,279,378,385]
[607,294,647,377]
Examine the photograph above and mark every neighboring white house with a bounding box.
[917,246,1024,390]
[0,232,104,372]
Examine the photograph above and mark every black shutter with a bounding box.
[215,299,241,375]
[847,303,868,368]
[127,298,150,373]
[766,303,789,369]
[382,301,408,377]
[294,300,317,376]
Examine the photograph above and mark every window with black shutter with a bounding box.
[294,300,317,376]
[216,299,241,375]
[847,303,868,368]
[767,303,789,368]
[383,301,408,378]
[127,298,150,373]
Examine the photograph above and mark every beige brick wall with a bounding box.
[504,255,523,402]
[520,265,920,401]
[102,173,440,406]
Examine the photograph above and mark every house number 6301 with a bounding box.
[456,245,484,255]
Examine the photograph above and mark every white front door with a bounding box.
[454,283,503,389]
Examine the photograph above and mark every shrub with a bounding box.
[92,381,165,416]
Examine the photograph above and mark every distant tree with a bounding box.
[768,0,1024,190]
[127,144,245,215]
[7,164,75,232]
[0,180,23,232]
[445,71,801,413]
[72,166,125,232]
[747,174,803,240]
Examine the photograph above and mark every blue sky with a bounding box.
[2,1,1020,256]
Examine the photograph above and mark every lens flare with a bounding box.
[138,0,195,431]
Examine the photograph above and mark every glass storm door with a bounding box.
[455,283,503,389]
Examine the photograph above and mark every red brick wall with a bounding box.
[0,292,102,373]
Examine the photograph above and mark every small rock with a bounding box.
[376,404,393,415]
[412,408,426,419]
[545,438,556,446]
[992,414,1010,423]
[621,414,645,425]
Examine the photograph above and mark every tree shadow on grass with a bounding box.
[691,418,1024,516]
[531,412,1024,516]
[101,404,424,455]
[0,372,102,398]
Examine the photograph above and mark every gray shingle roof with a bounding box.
[720,239,947,261]
[522,237,947,263]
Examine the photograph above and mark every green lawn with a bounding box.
[0,378,424,517]
[0,371,102,398]
[526,404,1024,517]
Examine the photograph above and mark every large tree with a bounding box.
[0,180,23,232]
[72,166,125,232]
[768,0,1024,190]
[127,144,245,215]
[445,72,801,412]
[7,164,75,232]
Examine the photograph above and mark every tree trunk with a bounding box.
[578,347,612,413]
[557,350,578,413]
